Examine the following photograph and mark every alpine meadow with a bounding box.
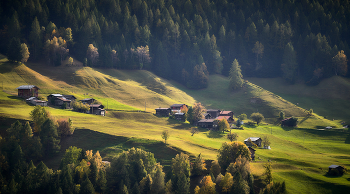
[0,0,350,194]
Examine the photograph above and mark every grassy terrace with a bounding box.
[1,56,349,193]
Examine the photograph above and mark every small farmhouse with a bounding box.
[81,98,95,104]
[63,95,77,101]
[220,111,234,117]
[217,116,234,123]
[197,119,216,129]
[207,109,221,118]
[170,104,187,112]
[244,137,262,147]
[89,104,105,116]
[26,97,47,106]
[155,108,171,116]
[281,117,298,127]
[17,85,39,98]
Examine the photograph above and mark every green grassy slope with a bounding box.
[248,77,350,122]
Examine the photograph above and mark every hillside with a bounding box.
[1,57,349,193]
[248,77,350,122]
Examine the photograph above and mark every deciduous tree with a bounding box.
[87,44,99,66]
[20,43,30,63]
[250,112,264,125]
[227,132,238,142]
[217,142,251,171]
[194,176,216,194]
[161,130,169,144]
[172,153,190,194]
[30,106,50,133]
[332,50,348,76]
[191,154,206,176]
[218,119,230,133]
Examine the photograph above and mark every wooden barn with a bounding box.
[17,85,39,98]
[207,109,221,118]
[89,104,105,116]
[197,119,216,129]
[244,137,262,147]
[155,108,171,116]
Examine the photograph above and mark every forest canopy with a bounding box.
[0,0,349,87]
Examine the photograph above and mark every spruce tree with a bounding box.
[40,119,60,155]
[79,177,95,194]
[7,38,22,62]
[229,59,244,90]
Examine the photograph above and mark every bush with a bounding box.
[57,118,74,136]
[72,101,89,113]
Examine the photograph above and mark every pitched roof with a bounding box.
[63,95,76,99]
[220,111,233,115]
[82,98,94,101]
[175,113,185,115]
[217,116,233,120]
[244,137,261,142]
[198,119,215,123]
[16,85,38,89]
[49,94,63,97]
[170,104,186,107]
[207,109,220,112]
[329,165,341,169]
[155,108,171,110]
[57,97,71,102]
[90,104,104,108]
[26,97,37,101]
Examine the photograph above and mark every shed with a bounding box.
[26,97,47,106]
[174,112,185,121]
[47,94,72,108]
[89,104,105,115]
[155,108,171,116]
[207,109,221,118]
[197,119,216,129]
[17,85,39,98]
[244,137,262,147]
[328,165,345,176]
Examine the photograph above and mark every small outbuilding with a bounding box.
[328,165,345,176]
[47,94,72,108]
[26,97,47,106]
[203,113,212,119]
[244,137,262,147]
[62,95,76,101]
[89,104,105,116]
[17,85,39,98]
[197,119,216,129]
[174,112,185,121]
[155,108,171,116]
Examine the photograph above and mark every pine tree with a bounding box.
[79,177,95,194]
[40,119,60,155]
[7,38,22,62]
[281,42,297,83]
[229,59,244,90]
[29,17,42,59]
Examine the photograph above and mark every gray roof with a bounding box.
[329,165,341,169]
[198,119,215,123]
[244,137,261,142]
[49,94,63,97]
[81,98,94,101]
[207,109,220,112]
[16,85,38,89]
[175,113,185,115]
[26,97,37,101]
[171,104,186,107]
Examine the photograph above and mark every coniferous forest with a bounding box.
[1,0,349,88]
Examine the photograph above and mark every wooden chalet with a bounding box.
[47,94,72,108]
[174,112,185,121]
[207,109,221,118]
[219,111,234,117]
[217,116,234,123]
[197,119,216,129]
[17,85,39,98]
[155,108,171,116]
[170,104,187,112]
[89,104,105,116]
[26,97,47,106]
[81,98,95,104]
[244,137,262,147]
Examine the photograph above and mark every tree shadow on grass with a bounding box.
[345,133,350,144]
[206,130,224,138]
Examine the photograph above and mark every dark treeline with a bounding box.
[0,0,349,87]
